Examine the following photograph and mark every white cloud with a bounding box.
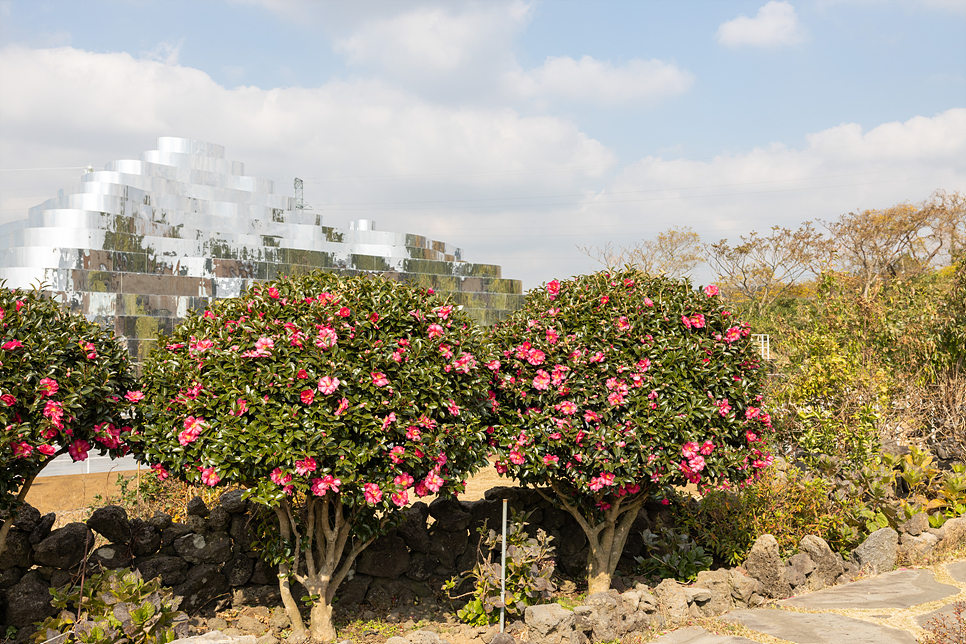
[139,40,183,66]
[717,1,809,48]
[505,55,694,107]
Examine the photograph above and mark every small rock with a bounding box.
[208,506,231,532]
[87,505,132,543]
[653,578,690,626]
[490,634,515,644]
[28,513,56,545]
[236,615,267,635]
[851,527,898,575]
[220,489,249,514]
[901,512,929,537]
[524,604,575,644]
[798,535,843,586]
[209,618,230,631]
[33,523,94,569]
[187,496,210,517]
[743,534,792,599]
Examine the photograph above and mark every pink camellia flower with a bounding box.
[700,440,715,455]
[201,467,221,486]
[2,340,23,350]
[557,400,578,416]
[546,279,560,299]
[681,315,692,329]
[310,474,341,496]
[43,400,64,425]
[690,314,706,329]
[363,482,383,504]
[125,391,144,403]
[38,444,56,456]
[607,392,625,406]
[543,455,559,466]
[68,439,90,462]
[317,376,340,395]
[0,394,15,406]
[334,397,350,416]
[428,324,444,339]
[83,342,97,359]
[527,349,546,366]
[485,359,501,372]
[446,399,460,416]
[300,389,315,405]
[423,470,445,493]
[682,441,700,458]
[704,284,719,297]
[509,450,525,465]
[338,307,351,317]
[589,351,605,363]
[13,442,33,458]
[255,336,274,352]
[178,416,205,446]
[600,295,610,305]
[152,463,169,481]
[390,445,406,463]
[414,479,431,496]
[532,370,551,391]
[746,430,759,443]
[546,328,559,344]
[39,378,59,397]
[391,491,409,507]
[405,426,422,441]
[433,305,453,320]
[271,468,292,485]
[688,455,706,472]
[394,473,415,489]
[381,412,397,430]
[583,410,600,423]
[371,372,390,387]
[295,457,317,475]
[315,327,338,349]
[588,476,604,492]
[268,287,280,299]
[234,398,248,416]
[617,316,631,331]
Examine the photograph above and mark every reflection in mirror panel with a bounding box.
[0,138,524,362]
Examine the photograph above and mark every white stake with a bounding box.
[500,498,508,633]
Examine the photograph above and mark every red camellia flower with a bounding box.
[300,389,315,405]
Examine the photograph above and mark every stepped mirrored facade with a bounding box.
[0,137,523,361]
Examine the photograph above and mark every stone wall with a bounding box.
[2,484,964,643]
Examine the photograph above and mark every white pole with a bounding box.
[500,498,508,633]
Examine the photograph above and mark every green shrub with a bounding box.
[675,467,860,566]
[635,527,712,582]
[444,511,556,626]
[32,568,187,644]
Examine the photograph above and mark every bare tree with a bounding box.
[578,226,704,278]
[705,222,833,315]
[822,190,965,298]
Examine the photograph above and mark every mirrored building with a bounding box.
[0,137,524,361]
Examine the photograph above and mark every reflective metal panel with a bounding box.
[0,138,523,361]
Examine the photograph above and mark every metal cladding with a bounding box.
[0,137,524,361]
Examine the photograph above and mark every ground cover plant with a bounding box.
[33,568,187,644]
[131,272,497,642]
[0,286,139,559]
[488,269,773,593]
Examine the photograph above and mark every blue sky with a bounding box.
[1,0,964,288]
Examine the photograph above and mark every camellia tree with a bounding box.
[0,286,139,558]
[488,269,774,593]
[131,272,497,642]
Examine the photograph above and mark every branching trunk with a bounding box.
[273,495,380,642]
[540,483,645,595]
